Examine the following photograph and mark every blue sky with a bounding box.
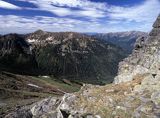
[0,0,160,34]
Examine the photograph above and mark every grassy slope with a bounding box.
[0,71,81,117]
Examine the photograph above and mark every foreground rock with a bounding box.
[5,14,160,118]
[5,74,160,118]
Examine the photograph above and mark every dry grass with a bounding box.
[73,74,148,118]
[0,71,81,117]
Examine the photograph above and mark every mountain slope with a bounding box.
[9,15,160,118]
[0,31,128,116]
[0,71,81,117]
[91,31,148,53]
[28,31,126,84]
[0,32,127,84]
[0,34,38,74]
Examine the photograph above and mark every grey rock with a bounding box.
[5,108,32,118]
[114,14,160,84]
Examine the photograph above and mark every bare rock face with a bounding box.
[114,14,160,84]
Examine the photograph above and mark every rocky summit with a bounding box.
[5,15,160,118]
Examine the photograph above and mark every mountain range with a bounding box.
[0,31,128,84]
[89,31,148,53]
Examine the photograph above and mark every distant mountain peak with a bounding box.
[33,29,46,35]
[91,31,148,53]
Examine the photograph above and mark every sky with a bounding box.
[0,0,160,34]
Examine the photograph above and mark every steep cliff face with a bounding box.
[7,15,160,118]
[114,14,160,84]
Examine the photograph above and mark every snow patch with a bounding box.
[27,39,36,43]
[42,76,50,78]
[46,37,53,41]
[28,83,42,88]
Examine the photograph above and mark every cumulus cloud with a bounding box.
[0,0,20,9]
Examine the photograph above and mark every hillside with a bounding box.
[27,31,127,84]
[0,31,127,84]
[91,31,148,53]
[7,15,160,118]
[0,71,81,117]
[0,34,38,74]
[0,31,127,117]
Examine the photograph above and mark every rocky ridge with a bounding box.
[5,15,160,118]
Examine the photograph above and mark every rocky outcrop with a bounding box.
[114,14,160,84]
[6,74,160,118]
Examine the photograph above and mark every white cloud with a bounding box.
[0,0,160,33]
[0,15,104,34]
[106,0,160,32]
[108,0,160,23]
[16,0,107,18]
[17,0,106,10]
[0,14,157,35]
[15,0,160,22]
[0,0,20,9]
